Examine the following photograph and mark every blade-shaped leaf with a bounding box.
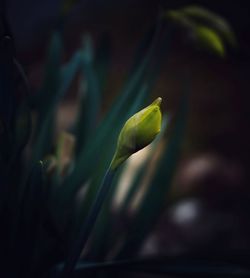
[194,25,225,57]
[32,32,62,162]
[181,5,237,47]
[74,36,101,152]
[94,34,111,91]
[32,33,82,162]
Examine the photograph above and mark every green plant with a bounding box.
[0,2,247,278]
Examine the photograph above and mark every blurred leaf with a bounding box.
[47,35,104,239]
[164,5,236,57]
[32,109,56,163]
[32,32,62,162]
[33,33,82,163]
[43,155,58,176]
[35,32,62,114]
[194,25,225,57]
[181,5,237,47]
[165,10,195,30]
[56,131,75,176]
[13,58,30,94]
[94,34,111,91]
[129,25,156,74]
[74,36,101,152]
[59,50,82,100]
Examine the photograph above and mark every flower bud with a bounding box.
[110,97,162,170]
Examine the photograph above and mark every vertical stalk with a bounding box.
[62,167,116,278]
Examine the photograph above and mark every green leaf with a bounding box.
[32,109,56,163]
[194,25,225,57]
[35,32,62,114]
[94,34,111,91]
[32,33,82,163]
[165,9,195,30]
[59,51,82,100]
[181,5,237,47]
[74,36,101,152]
[164,5,237,57]
[32,32,62,162]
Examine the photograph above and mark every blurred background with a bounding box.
[5,0,250,259]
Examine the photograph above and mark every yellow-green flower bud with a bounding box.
[110,97,162,170]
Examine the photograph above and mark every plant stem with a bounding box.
[61,167,116,278]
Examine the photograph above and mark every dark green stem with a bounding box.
[61,167,116,278]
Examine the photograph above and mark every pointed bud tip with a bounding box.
[152,97,162,107]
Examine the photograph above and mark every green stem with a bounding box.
[61,167,116,278]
